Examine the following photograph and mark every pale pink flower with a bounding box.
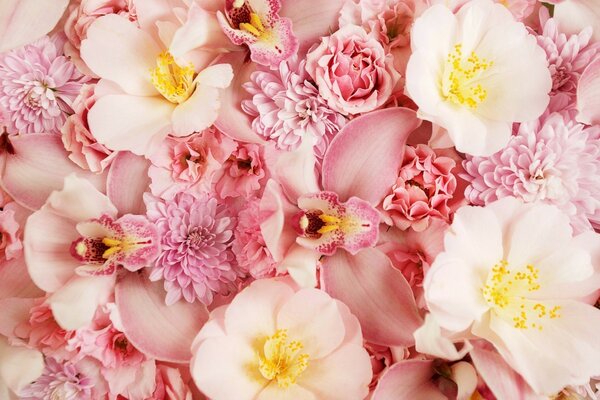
[0,202,23,261]
[191,278,372,399]
[535,8,600,108]
[232,198,278,279]
[382,144,457,232]
[215,142,267,199]
[462,111,600,233]
[242,59,345,158]
[0,34,88,135]
[62,84,116,173]
[306,25,400,116]
[148,364,193,400]
[19,357,94,400]
[148,128,237,201]
[217,0,298,67]
[25,301,73,357]
[145,191,241,306]
[64,0,137,75]
[498,0,537,20]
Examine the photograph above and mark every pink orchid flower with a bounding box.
[217,0,298,67]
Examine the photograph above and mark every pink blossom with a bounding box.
[217,0,298,67]
[232,198,278,279]
[64,0,137,75]
[215,142,267,199]
[0,202,23,261]
[62,84,116,173]
[24,301,73,357]
[462,111,600,233]
[148,364,193,400]
[382,144,457,232]
[535,7,600,108]
[306,25,400,116]
[498,0,537,20]
[19,357,94,400]
[145,191,242,306]
[242,58,346,158]
[0,34,88,135]
[148,128,237,201]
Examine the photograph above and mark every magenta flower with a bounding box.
[217,0,298,67]
[381,144,458,232]
[535,8,600,106]
[0,34,88,134]
[232,198,278,278]
[462,111,600,233]
[145,191,241,306]
[242,59,345,158]
[19,358,94,400]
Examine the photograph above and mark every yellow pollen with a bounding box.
[441,43,493,109]
[150,52,195,104]
[317,213,363,235]
[101,237,141,259]
[482,260,561,330]
[240,13,267,37]
[258,329,309,388]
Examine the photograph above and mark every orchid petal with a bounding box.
[278,244,320,288]
[259,179,298,262]
[0,297,36,338]
[0,134,107,211]
[372,360,446,400]
[115,271,209,363]
[267,140,320,202]
[280,0,345,51]
[321,248,422,346]
[322,108,421,205]
[0,258,43,300]
[577,57,600,126]
[0,0,69,53]
[107,152,151,215]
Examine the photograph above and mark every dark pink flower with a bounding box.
[145,191,242,306]
[382,144,457,232]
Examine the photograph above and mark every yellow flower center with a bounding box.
[441,43,493,109]
[258,329,309,388]
[150,52,195,104]
[239,12,267,38]
[482,260,561,330]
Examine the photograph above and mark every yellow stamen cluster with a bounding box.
[101,237,135,259]
[482,260,561,330]
[258,329,309,388]
[317,213,362,235]
[240,13,266,38]
[150,52,195,104]
[442,43,493,109]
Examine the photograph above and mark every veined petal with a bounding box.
[577,57,600,125]
[372,360,446,400]
[107,152,151,216]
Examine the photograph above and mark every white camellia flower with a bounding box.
[419,197,600,396]
[406,0,552,156]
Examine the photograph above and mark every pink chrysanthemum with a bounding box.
[462,111,600,233]
[19,358,93,400]
[535,8,600,106]
[0,35,88,135]
[242,59,345,158]
[231,198,277,279]
[145,192,241,306]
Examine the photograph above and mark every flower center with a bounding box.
[482,260,561,330]
[187,227,214,248]
[298,210,365,239]
[258,329,309,388]
[151,52,195,104]
[441,43,493,109]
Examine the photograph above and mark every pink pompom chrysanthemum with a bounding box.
[0,35,88,135]
[145,191,241,306]
[242,58,345,158]
[462,111,600,233]
[19,358,94,400]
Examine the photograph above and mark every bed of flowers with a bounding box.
[0,0,599,399]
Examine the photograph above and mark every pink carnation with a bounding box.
[145,191,242,306]
[24,301,73,357]
[535,8,600,107]
[306,24,400,116]
[462,111,600,233]
[62,84,116,173]
[0,202,23,261]
[0,35,88,135]
[215,142,267,199]
[231,198,278,279]
[19,358,94,400]
[382,144,457,232]
[242,59,345,158]
[64,0,137,75]
[148,129,237,201]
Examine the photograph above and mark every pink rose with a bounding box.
[64,0,137,75]
[306,24,400,116]
[382,144,457,232]
[61,84,116,173]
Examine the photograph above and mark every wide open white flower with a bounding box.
[422,197,600,395]
[406,0,552,156]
